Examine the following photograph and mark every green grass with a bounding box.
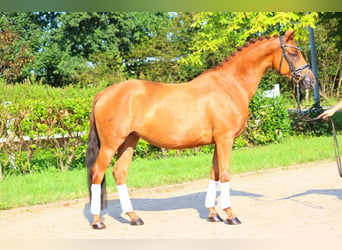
[0,135,341,210]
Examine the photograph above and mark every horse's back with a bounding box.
[95,79,201,112]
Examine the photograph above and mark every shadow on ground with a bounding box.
[278,189,342,209]
[280,189,342,200]
[83,189,263,224]
[83,187,342,225]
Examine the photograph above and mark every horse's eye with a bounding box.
[289,52,298,57]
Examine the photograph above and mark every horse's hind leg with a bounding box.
[90,145,117,229]
[112,133,143,225]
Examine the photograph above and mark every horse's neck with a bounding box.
[216,38,278,101]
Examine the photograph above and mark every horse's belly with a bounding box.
[140,135,213,149]
[136,122,213,149]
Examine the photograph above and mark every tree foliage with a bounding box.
[0,12,340,99]
[126,12,197,82]
[315,12,341,100]
[182,12,318,67]
[0,28,33,83]
[35,12,141,86]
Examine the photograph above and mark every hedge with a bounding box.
[0,83,292,177]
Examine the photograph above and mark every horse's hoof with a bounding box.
[92,221,106,229]
[225,217,241,225]
[131,218,144,226]
[207,214,223,222]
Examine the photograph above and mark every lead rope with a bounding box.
[331,119,342,177]
[295,83,342,177]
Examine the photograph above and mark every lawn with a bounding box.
[0,135,341,209]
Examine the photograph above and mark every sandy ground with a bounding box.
[0,160,342,239]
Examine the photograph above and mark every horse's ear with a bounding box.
[284,30,296,42]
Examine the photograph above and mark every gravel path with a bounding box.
[1,160,342,239]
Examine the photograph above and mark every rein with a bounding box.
[279,36,342,178]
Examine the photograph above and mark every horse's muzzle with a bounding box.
[300,69,316,89]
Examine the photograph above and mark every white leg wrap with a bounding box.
[205,180,219,208]
[90,184,101,215]
[117,184,133,213]
[220,181,232,209]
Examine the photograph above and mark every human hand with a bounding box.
[317,109,336,120]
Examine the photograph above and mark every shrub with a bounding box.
[237,90,292,146]
[0,86,91,175]
[288,105,335,136]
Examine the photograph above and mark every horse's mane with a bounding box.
[198,34,279,77]
[221,34,279,66]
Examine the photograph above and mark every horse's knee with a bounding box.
[112,168,127,185]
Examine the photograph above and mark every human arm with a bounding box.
[318,101,342,120]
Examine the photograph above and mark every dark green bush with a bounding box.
[288,105,336,136]
[237,90,292,146]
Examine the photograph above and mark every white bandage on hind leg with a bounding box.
[205,180,219,208]
[90,184,101,215]
[220,181,232,209]
[117,184,133,213]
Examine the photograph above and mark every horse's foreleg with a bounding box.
[205,147,223,222]
[215,135,241,225]
[113,134,143,225]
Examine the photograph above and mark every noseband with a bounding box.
[279,36,310,83]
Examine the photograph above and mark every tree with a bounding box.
[2,11,339,97]
[314,12,341,100]
[33,12,171,86]
[34,12,133,86]
[33,43,87,86]
[0,27,33,83]
[0,12,60,83]
[182,12,318,66]
[125,12,197,83]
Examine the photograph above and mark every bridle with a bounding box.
[278,36,315,119]
[279,35,310,84]
[278,36,342,178]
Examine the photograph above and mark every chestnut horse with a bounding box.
[86,30,316,229]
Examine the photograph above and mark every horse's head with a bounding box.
[273,30,316,89]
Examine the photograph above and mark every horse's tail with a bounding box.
[86,94,106,209]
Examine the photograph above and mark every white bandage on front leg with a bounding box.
[90,184,101,215]
[205,180,219,208]
[117,184,133,213]
[220,181,232,209]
